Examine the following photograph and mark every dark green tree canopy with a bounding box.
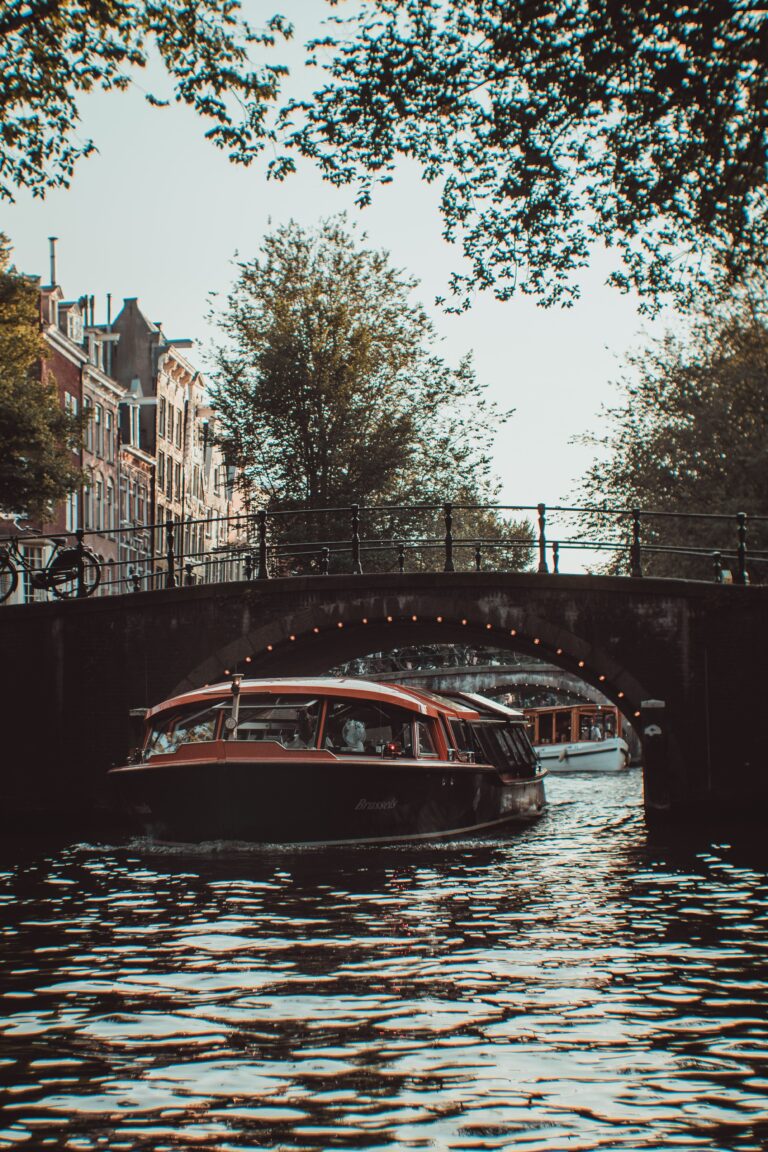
[0,235,83,521]
[0,0,292,200]
[210,217,532,570]
[275,1,768,312]
[573,279,768,577]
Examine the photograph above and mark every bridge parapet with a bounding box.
[0,569,766,829]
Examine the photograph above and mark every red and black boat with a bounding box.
[109,677,547,845]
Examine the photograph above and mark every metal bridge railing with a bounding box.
[1,501,766,602]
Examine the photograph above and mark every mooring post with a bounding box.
[630,509,642,578]
[537,503,548,573]
[256,509,269,580]
[351,504,362,574]
[736,512,747,585]
[165,516,176,588]
[443,502,455,572]
[641,699,670,815]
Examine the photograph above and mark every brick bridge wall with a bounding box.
[1,572,764,826]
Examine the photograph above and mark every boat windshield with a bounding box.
[229,697,321,746]
[145,703,222,756]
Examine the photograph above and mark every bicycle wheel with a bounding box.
[47,548,101,599]
[0,554,18,603]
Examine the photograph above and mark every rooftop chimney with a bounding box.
[48,236,58,287]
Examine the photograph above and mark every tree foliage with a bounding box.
[573,280,768,579]
[210,216,532,570]
[275,0,768,312]
[0,0,292,200]
[0,235,83,521]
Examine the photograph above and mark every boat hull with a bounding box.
[111,756,547,845]
[536,737,630,773]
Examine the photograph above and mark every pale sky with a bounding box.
[3,1,669,551]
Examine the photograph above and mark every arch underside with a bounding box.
[172,589,656,736]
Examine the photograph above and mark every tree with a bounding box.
[0,235,83,521]
[275,1,768,312]
[573,280,768,579]
[0,0,292,201]
[210,216,532,570]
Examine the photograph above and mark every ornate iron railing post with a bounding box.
[75,529,86,598]
[184,562,194,587]
[351,504,362,574]
[243,553,253,581]
[475,542,482,572]
[552,540,560,574]
[131,569,141,593]
[165,517,176,588]
[713,551,723,583]
[397,542,405,573]
[320,547,330,575]
[630,509,643,578]
[256,509,269,579]
[443,502,455,572]
[736,512,747,585]
[537,503,548,574]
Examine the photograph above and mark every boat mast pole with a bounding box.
[225,674,243,739]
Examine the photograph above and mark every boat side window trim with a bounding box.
[228,697,321,746]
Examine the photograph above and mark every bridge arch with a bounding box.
[172,588,654,738]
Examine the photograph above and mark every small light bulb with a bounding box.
[578,660,585,668]
[436,615,443,623]
[337,621,344,629]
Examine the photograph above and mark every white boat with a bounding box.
[523,704,630,773]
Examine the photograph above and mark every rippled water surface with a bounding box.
[2,772,768,1151]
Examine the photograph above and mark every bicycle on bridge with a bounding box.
[0,531,101,603]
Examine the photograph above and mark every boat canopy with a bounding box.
[145,677,499,723]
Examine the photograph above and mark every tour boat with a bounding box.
[523,704,630,773]
[109,677,546,845]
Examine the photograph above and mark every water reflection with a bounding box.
[2,772,768,1150]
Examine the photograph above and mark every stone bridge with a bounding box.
[1,570,765,827]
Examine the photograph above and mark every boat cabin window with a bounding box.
[146,704,221,756]
[470,721,537,775]
[555,710,572,743]
[324,700,414,756]
[415,720,438,758]
[448,719,484,762]
[229,697,321,746]
[536,711,555,744]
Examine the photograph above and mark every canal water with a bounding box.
[2,771,768,1151]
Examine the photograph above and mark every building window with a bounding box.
[166,461,173,500]
[105,410,114,462]
[158,452,165,488]
[83,484,92,530]
[137,484,146,525]
[158,397,166,439]
[94,404,103,457]
[120,477,130,524]
[94,477,103,531]
[83,396,93,452]
[130,405,140,449]
[174,462,182,501]
[65,490,78,533]
[106,481,115,537]
[175,409,183,449]
[21,545,46,603]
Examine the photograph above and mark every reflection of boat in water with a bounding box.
[523,704,631,773]
[109,678,547,845]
